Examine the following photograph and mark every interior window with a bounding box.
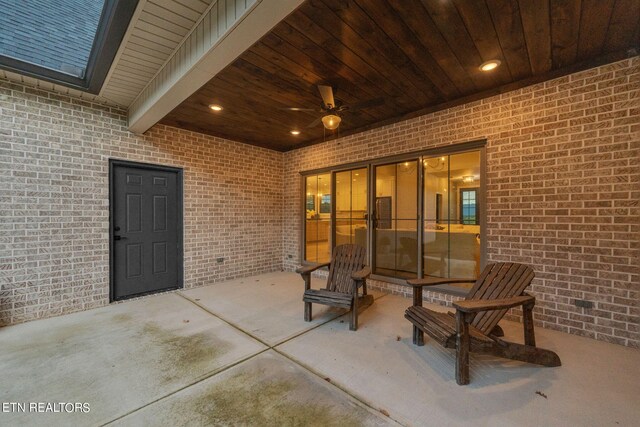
[460,189,479,225]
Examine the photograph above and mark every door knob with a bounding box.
[114,235,126,240]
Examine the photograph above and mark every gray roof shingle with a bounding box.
[0,0,105,77]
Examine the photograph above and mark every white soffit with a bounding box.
[127,0,305,134]
[100,0,217,107]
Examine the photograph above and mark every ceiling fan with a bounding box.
[282,85,384,130]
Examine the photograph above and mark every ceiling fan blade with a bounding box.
[306,116,323,128]
[279,107,319,111]
[345,97,385,111]
[317,85,335,109]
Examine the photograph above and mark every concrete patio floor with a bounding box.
[1,272,639,426]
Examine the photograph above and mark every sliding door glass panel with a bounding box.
[423,156,449,278]
[423,151,481,287]
[374,164,396,275]
[374,161,418,278]
[305,173,331,263]
[335,168,368,253]
[449,151,481,280]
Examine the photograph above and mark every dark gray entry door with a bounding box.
[112,162,182,300]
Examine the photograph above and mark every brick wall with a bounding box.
[0,80,284,325]
[1,57,638,347]
[283,57,640,348]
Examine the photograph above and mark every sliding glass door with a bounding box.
[302,145,483,293]
[372,160,419,279]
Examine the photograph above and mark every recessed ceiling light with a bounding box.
[290,130,301,135]
[209,104,223,111]
[479,60,501,71]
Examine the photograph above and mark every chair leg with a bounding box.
[413,325,424,346]
[455,311,471,385]
[523,302,536,346]
[411,286,424,345]
[304,301,312,322]
[350,294,358,331]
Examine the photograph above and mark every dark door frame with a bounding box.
[108,159,184,302]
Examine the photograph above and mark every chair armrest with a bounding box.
[453,295,535,313]
[406,277,476,288]
[407,276,474,308]
[351,266,371,281]
[295,262,330,276]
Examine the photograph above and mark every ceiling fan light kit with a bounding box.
[321,114,341,130]
[283,84,384,132]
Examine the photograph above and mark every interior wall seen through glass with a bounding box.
[373,161,418,279]
[305,173,331,263]
[423,151,481,288]
[335,168,368,253]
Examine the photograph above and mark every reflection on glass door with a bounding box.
[305,173,331,263]
[423,151,481,286]
[373,161,419,278]
[335,168,368,253]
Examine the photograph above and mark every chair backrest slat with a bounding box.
[466,262,535,334]
[327,244,367,293]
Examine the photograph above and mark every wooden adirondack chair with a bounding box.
[405,262,561,385]
[296,244,372,331]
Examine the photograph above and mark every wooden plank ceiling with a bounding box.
[159,0,640,151]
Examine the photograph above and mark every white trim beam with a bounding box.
[128,0,304,134]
